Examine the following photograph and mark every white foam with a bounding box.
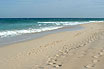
[1,21,103,38]
[0,26,63,38]
[38,21,89,25]
[89,21,104,23]
[38,21,104,26]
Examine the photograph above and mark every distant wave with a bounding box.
[0,26,62,38]
[38,21,104,26]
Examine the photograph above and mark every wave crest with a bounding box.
[38,21,104,25]
[0,26,62,38]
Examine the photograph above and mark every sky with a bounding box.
[0,0,104,18]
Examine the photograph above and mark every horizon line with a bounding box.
[0,17,104,19]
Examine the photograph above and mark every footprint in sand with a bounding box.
[84,64,95,68]
[92,55,99,59]
[55,64,62,67]
[101,49,104,52]
[92,59,100,63]
[98,52,103,56]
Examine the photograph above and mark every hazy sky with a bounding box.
[0,0,104,18]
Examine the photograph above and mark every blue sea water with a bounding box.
[0,18,104,38]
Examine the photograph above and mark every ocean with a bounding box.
[0,18,104,46]
[0,18,104,39]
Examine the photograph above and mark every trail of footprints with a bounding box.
[84,48,104,69]
[36,31,104,69]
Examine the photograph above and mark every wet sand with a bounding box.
[0,25,83,47]
[0,22,104,69]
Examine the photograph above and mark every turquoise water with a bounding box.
[0,18,104,38]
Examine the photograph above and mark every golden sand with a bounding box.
[0,22,104,69]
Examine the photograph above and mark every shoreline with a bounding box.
[0,25,83,47]
[0,22,104,69]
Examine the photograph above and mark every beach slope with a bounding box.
[0,22,104,69]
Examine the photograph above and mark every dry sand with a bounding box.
[0,22,104,69]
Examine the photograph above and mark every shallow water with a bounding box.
[0,25,83,47]
[0,18,104,38]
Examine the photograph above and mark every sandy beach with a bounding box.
[0,22,104,69]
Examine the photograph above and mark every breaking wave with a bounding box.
[0,26,62,38]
